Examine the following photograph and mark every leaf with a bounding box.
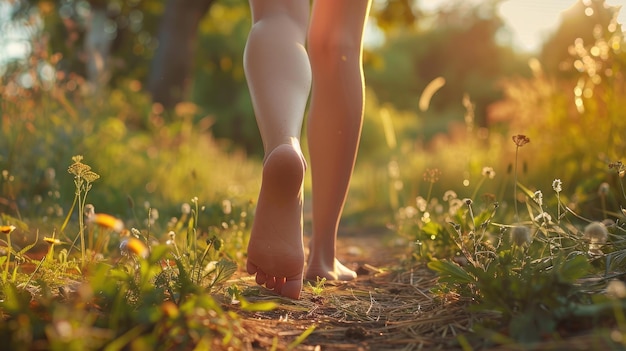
[287,325,316,350]
[239,296,277,312]
[559,254,591,283]
[427,260,475,284]
[212,259,237,286]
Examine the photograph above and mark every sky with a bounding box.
[421,0,626,53]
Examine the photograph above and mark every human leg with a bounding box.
[243,0,311,299]
[305,0,372,281]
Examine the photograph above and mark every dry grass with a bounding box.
[217,233,621,351]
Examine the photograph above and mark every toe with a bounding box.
[280,275,303,299]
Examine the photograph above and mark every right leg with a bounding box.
[243,0,311,299]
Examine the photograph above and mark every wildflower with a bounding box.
[533,190,543,207]
[512,134,530,147]
[481,166,496,179]
[89,213,124,232]
[598,182,610,197]
[464,198,473,206]
[43,236,62,245]
[584,221,608,255]
[120,237,149,258]
[552,179,562,193]
[511,226,531,247]
[0,225,16,235]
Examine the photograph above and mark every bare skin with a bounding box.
[244,0,371,299]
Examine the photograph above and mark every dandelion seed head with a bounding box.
[584,221,608,243]
[511,226,531,247]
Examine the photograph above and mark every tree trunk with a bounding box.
[148,0,215,109]
[84,6,113,94]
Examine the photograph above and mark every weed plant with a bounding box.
[396,135,626,347]
[0,156,264,350]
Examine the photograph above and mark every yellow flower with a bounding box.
[121,237,149,258]
[44,237,62,245]
[0,225,16,235]
[89,213,124,232]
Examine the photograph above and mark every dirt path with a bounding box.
[227,230,476,350]
[226,230,617,351]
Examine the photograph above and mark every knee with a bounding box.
[307,30,362,67]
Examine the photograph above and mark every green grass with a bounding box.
[1,19,626,349]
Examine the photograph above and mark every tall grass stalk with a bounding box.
[66,156,100,266]
[511,135,530,222]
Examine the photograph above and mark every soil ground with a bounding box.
[225,229,621,351]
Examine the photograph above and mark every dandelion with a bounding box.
[88,213,124,232]
[0,225,16,235]
[120,237,149,259]
[584,221,608,255]
[511,225,531,247]
[181,203,191,215]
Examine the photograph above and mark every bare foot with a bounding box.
[306,257,357,281]
[246,143,306,299]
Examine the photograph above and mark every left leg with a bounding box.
[305,0,372,281]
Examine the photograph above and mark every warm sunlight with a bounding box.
[423,0,626,52]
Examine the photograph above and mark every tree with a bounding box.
[147,0,215,109]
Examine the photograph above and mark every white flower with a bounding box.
[481,166,496,179]
[552,179,562,193]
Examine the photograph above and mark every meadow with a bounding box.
[2,2,626,350]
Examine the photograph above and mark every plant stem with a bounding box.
[514,146,520,222]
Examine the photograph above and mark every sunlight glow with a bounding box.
[422,0,626,53]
